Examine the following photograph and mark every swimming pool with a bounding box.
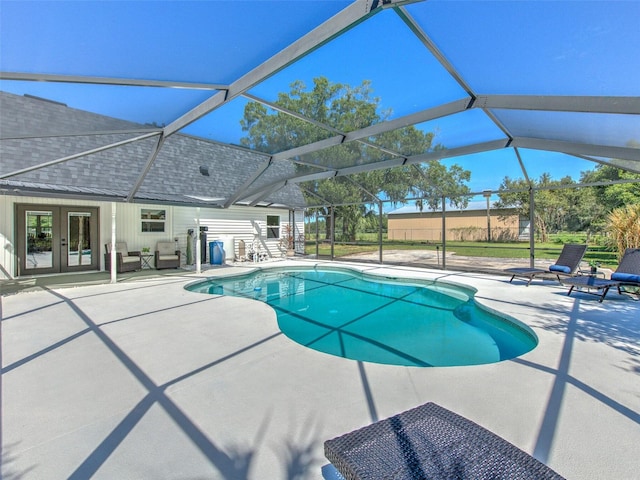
[186,266,537,367]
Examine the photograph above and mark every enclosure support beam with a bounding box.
[396,6,476,98]
[0,71,224,90]
[343,176,380,203]
[298,185,332,206]
[513,147,531,184]
[196,208,201,275]
[127,133,165,202]
[163,0,378,136]
[529,187,535,268]
[513,137,640,162]
[330,207,335,261]
[224,157,272,208]
[110,202,117,284]
[475,94,640,115]
[315,210,320,259]
[0,132,160,179]
[379,200,384,264]
[483,191,492,243]
[248,182,286,207]
[240,140,508,202]
[441,196,447,270]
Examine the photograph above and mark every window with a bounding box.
[266,215,280,239]
[141,208,165,232]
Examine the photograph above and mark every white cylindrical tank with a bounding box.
[218,236,235,263]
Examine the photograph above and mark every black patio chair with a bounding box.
[562,248,640,302]
[504,244,587,286]
[611,248,640,290]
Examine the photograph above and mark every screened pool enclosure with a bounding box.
[1,0,639,271]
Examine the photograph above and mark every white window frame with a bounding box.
[141,208,166,233]
[266,215,280,239]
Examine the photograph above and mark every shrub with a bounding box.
[549,232,587,244]
[607,204,640,259]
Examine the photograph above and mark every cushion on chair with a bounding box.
[157,242,175,255]
[106,242,130,254]
[158,255,179,261]
[611,272,640,283]
[549,264,571,274]
[122,256,141,263]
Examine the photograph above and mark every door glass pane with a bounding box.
[68,212,92,266]
[26,210,53,269]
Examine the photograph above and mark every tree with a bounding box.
[579,164,640,211]
[240,77,471,241]
[496,163,640,241]
[495,174,581,242]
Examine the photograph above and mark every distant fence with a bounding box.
[388,226,523,242]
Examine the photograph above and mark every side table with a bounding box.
[141,253,154,269]
[578,268,605,279]
[562,276,619,302]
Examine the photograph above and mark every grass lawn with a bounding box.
[304,240,619,268]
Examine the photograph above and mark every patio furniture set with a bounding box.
[104,241,180,272]
[505,245,640,302]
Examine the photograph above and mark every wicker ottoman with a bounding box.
[324,402,564,480]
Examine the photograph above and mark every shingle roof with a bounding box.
[0,91,306,208]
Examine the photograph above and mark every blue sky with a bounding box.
[1,0,638,196]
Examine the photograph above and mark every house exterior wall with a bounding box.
[388,209,523,242]
[1,195,107,279]
[172,205,303,261]
[0,195,303,279]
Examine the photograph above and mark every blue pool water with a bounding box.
[186,267,537,367]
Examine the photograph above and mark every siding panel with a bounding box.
[1,195,304,278]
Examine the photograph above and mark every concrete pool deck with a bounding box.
[1,259,639,479]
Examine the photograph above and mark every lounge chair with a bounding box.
[563,248,640,302]
[504,244,587,286]
[154,241,181,269]
[611,248,640,290]
[325,402,565,480]
[104,242,141,273]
